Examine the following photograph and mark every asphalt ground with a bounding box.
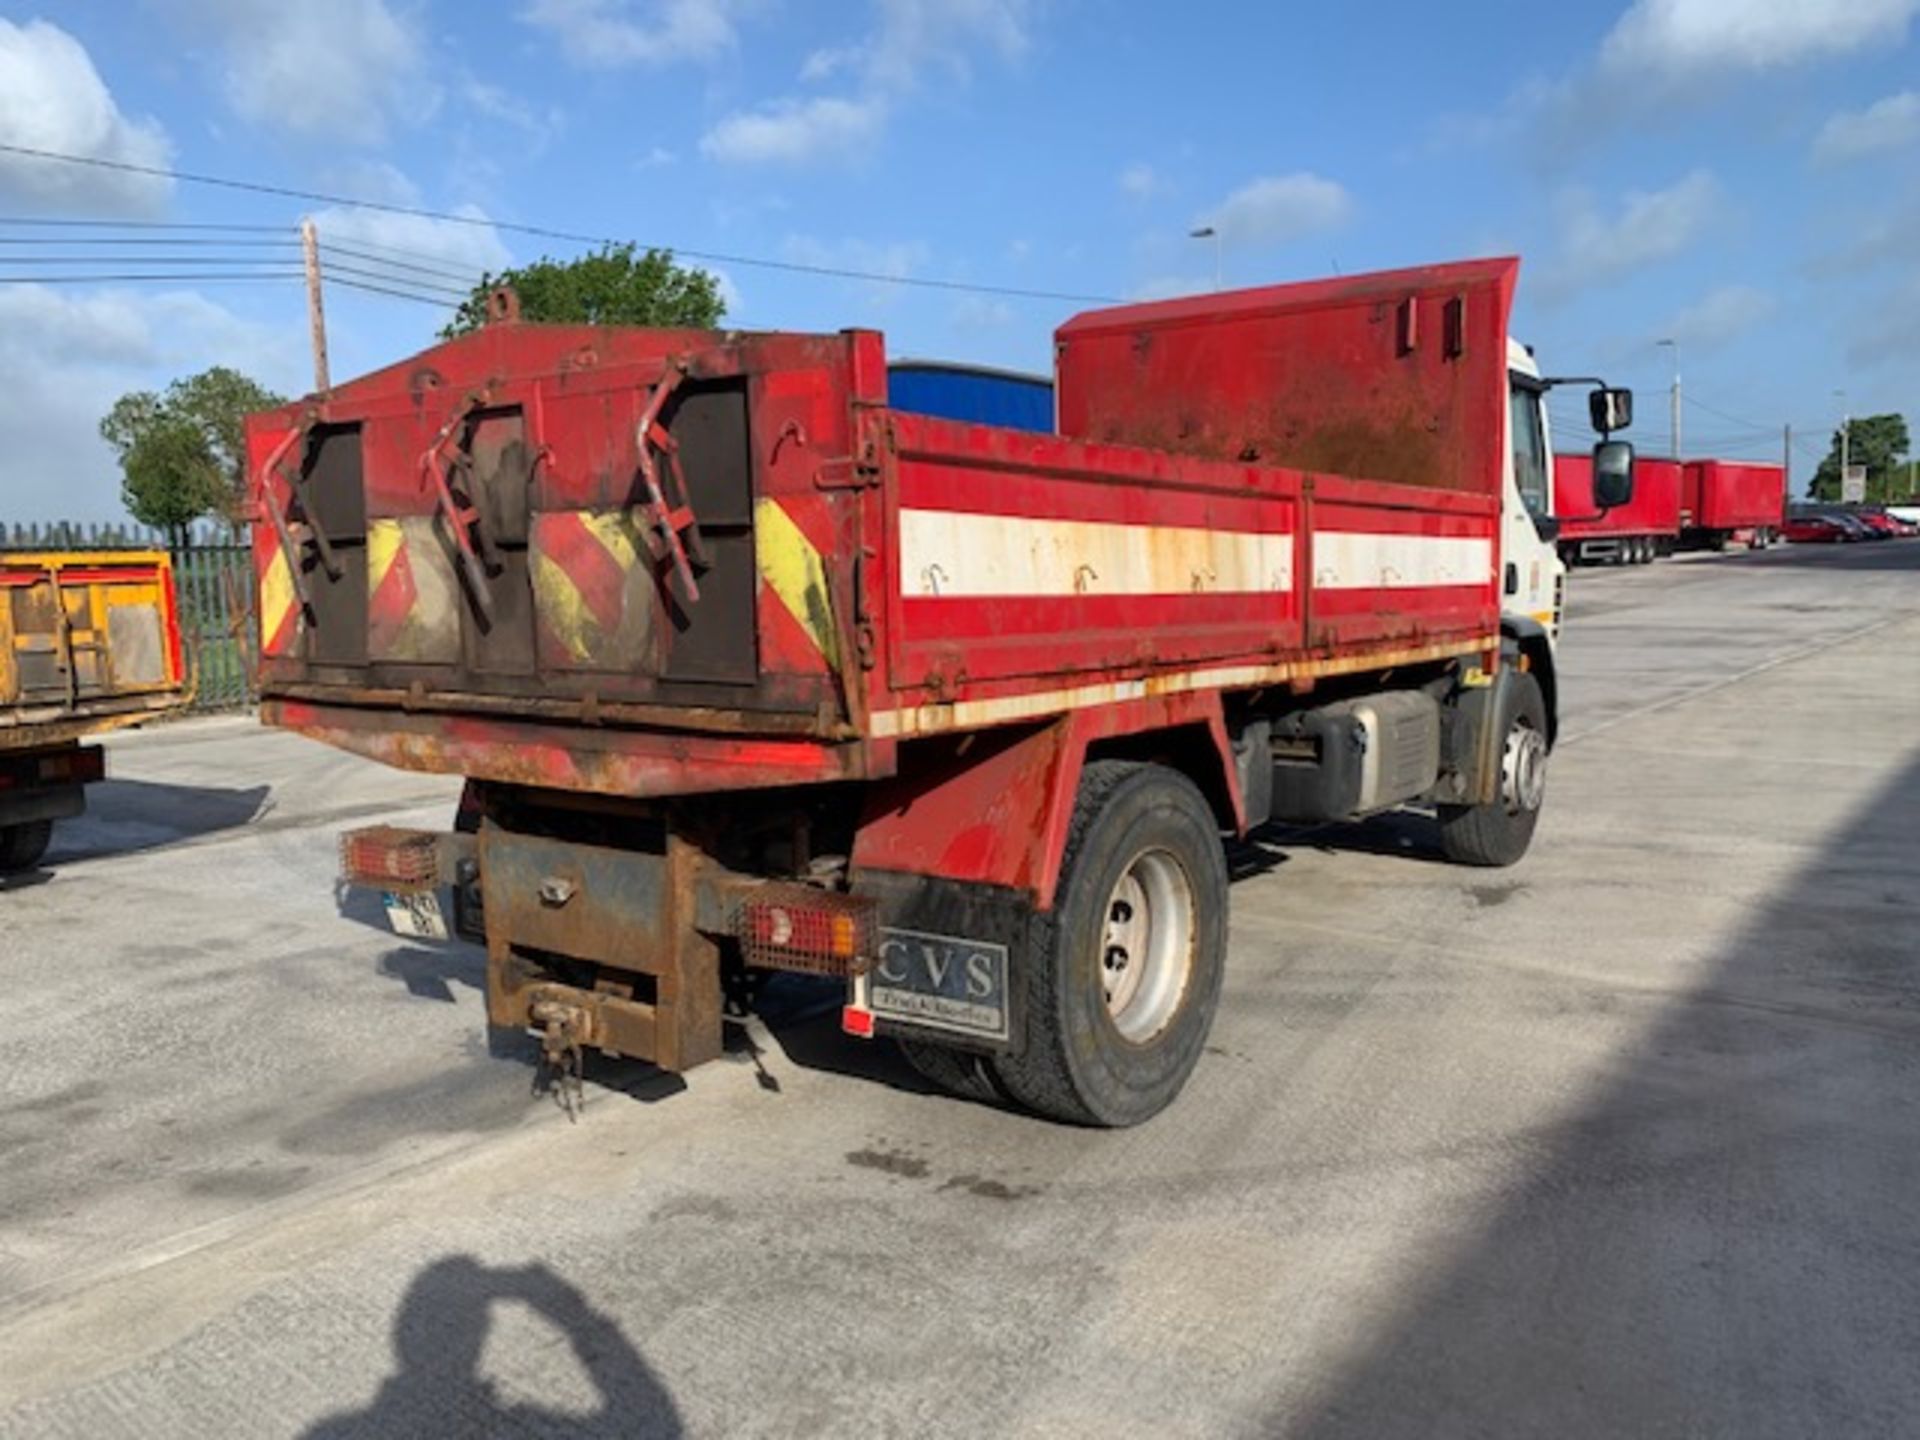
[1,540,1916,1438]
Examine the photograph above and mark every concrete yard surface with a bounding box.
[0,542,1916,1438]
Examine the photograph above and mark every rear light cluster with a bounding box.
[0,746,105,791]
[340,825,440,891]
[735,885,877,979]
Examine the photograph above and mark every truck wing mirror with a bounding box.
[1593,439,1634,510]
[1589,387,1633,435]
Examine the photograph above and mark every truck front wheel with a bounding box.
[0,820,53,874]
[994,761,1227,1127]
[1438,672,1548,868]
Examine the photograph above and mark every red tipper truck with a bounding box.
[248,258,1633,1125]
[1680,459,1785,551]
[1553,453,1681,565]
[1,548,190,870]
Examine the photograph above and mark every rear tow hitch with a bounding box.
[529,993,590,1121]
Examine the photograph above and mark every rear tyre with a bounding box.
[0,820,53,873]
[1438,672,1548,868]
[993,761,1227,1127]
[897,1040,1006,1105]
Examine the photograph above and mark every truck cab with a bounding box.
[1505,339,1563,646]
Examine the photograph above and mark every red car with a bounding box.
[1781,514,1853,543]
[1856,510,1910,538]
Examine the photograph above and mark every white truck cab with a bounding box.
[1504,339,1563,646]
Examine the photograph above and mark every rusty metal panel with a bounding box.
[480,827,671,967]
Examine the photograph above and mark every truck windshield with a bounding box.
[1508,380,1550,519]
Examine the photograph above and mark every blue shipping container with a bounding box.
[887,361,1054,434]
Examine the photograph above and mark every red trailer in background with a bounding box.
[1553,453,1681,565]
[1680,460,1785,551]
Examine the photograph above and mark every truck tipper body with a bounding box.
[0,549,189,870]
[250,256,1631,1125]
[1680,459,1785,550]
[1553,453,1681,564]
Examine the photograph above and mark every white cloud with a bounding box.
[0,19,171,215]
[519,0,741,68]
[0,284,306,522]
[705,0,1032,166]
[462,77,564,148]
[855,0,1031,90]
[700,96,888,165]
[1195,173,1353,248]
[1601,0,1920,76]
[1664,284,1775,350]
[636,145,677,169]
[1547,170,1722,295]
[307,163,513,295]
[1814,91,1920,162]
[1119,164,1162,199]
[188,0,427,145]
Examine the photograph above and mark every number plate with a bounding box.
[863,927,1009,1042]
[383,889,449,941]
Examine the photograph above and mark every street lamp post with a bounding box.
[1834,389,1850,502]
[1189,226,1221,292]
[1656,338,1681,459]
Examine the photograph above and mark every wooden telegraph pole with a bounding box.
[300,217,330,393]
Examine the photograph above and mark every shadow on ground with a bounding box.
[302,1255,682,1439]
[1285,750,1920,1438]
[44,777,270,865]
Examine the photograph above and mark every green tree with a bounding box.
[441,242,726,338]
[1809,412,1911,502]
[101,366,287,535]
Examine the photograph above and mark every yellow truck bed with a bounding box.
[1,549,191,748]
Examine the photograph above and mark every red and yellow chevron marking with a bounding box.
[367,518,460,663]
[753,496,838,672]
[258,542,299,657]
[530,510,657,671]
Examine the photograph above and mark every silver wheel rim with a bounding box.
[1502,719,1548,815]
[1100,848,1196,1043]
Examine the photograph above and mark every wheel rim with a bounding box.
[1501,718,1548,815]
[1099,847,1196,1044]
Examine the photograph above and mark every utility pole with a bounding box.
[1783,423,1791,496]
[301,216,330,393]
[1657,338,1681,459]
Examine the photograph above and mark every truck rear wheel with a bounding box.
[0,820,53,873]
[993,761,1227,1127]
[1438,672,1548,868]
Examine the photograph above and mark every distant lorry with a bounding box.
[1680,460,1784,551]
[1553,452,1681,565]
[0,549,189,871]
[251,256,1633,1125]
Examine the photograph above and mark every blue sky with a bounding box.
[3,0,1918,519]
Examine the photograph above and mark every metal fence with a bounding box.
[1,520,257,713]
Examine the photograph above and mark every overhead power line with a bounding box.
[0,215,286,232]
[0,140,1123,305]
[0,272,301,285]
[328,275,459,308]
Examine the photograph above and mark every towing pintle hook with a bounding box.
[529,995,589,1121]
